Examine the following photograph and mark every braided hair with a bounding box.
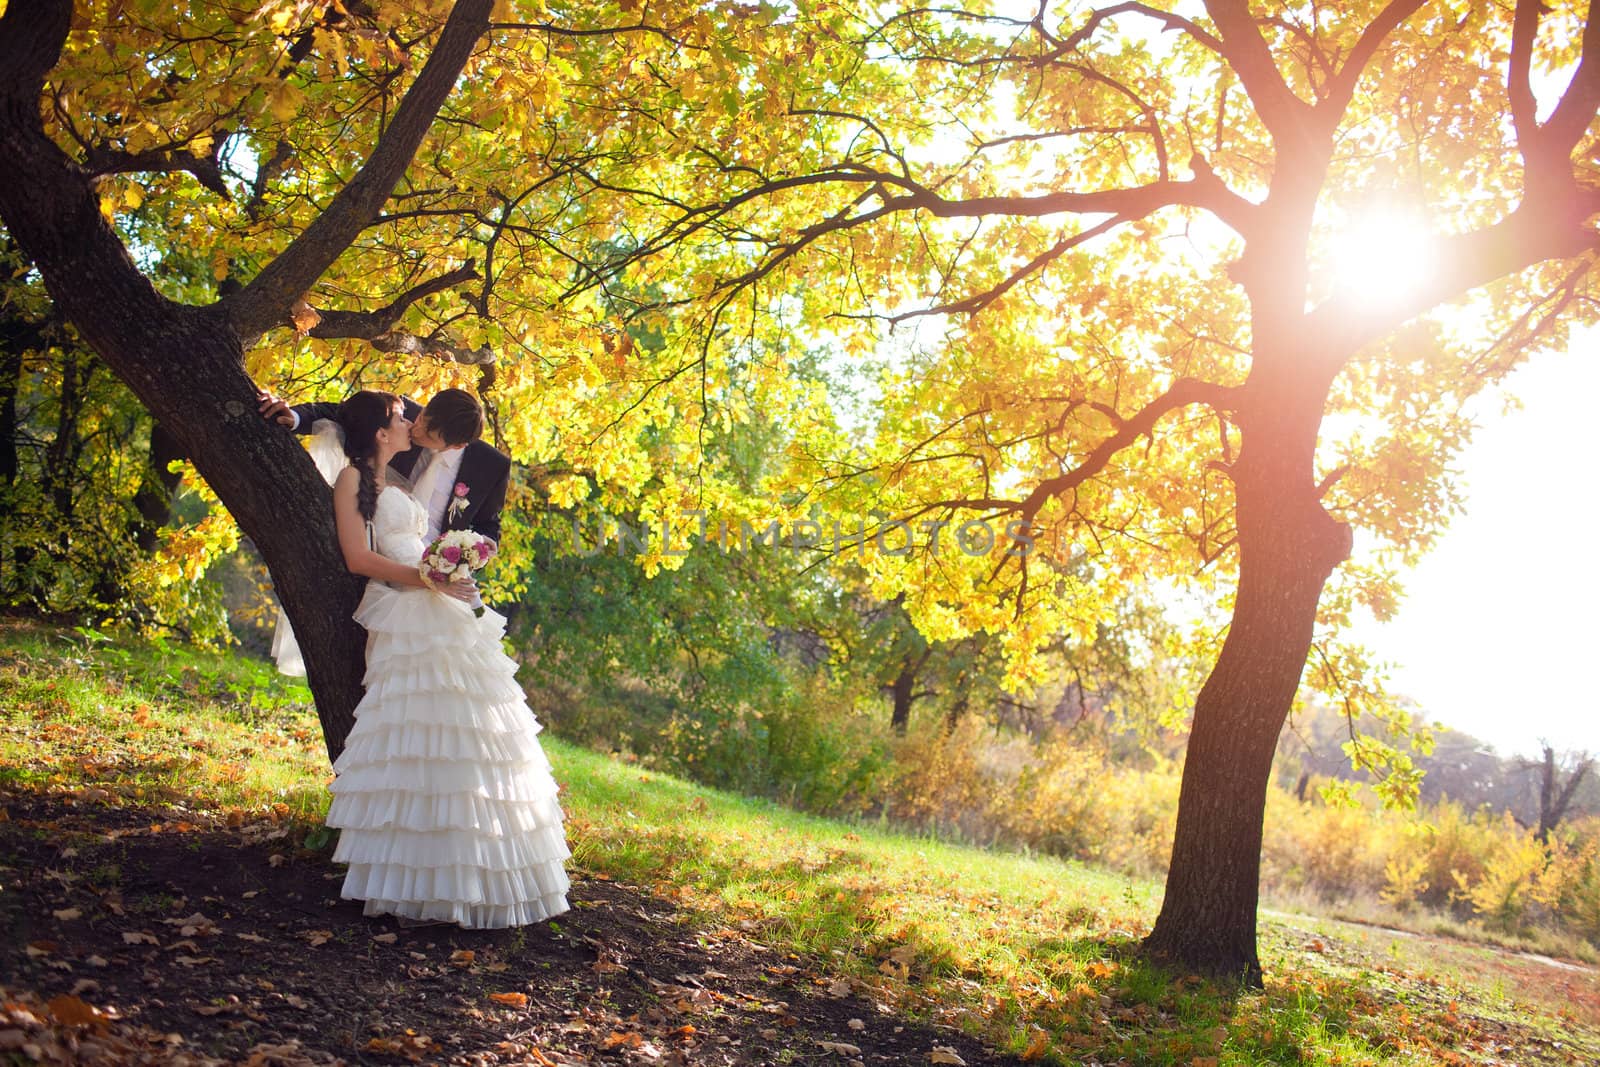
[338,390,402,521]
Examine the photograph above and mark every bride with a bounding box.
[322,389,570,927]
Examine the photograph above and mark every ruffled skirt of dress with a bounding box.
[326,583,571,928]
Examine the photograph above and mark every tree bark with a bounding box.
[1537,745,1593,842]
[889,662,915,735]
[131,423,186,555]
[1143,422,1352,984]
[0,0,491,759]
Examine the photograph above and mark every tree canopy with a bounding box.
[4,0,1598,982]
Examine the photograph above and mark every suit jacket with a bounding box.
[293,398,511,543]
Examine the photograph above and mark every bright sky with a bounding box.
[1352,332,1600,758]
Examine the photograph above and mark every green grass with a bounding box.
[2,617,1596,1065]
[0,619,329,817]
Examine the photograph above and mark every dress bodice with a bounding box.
[373,485,427,566]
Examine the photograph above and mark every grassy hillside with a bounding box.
[1,618,1596,1065]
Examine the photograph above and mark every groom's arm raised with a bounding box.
[258,388,341,434]
[259,391,422,434]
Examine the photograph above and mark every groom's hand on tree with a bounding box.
[256,389,297,428]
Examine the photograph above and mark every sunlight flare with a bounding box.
[1330,208,1438,308]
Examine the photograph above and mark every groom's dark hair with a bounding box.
[422,388,485,447]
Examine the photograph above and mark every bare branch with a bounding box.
[887,215,1125,323]
[244,140,295,223]
[491,20,697,48]
[1060,1,1224,55]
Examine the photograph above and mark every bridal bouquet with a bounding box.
[419,529,496,589]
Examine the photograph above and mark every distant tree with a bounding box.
[1524,744,1595,843]
[572,1,1600,981]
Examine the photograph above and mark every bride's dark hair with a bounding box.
[339,390,403,521]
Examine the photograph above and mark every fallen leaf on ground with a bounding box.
[372,933,397,945]
[302,930,333,947]
[929,1047,966,1065]
[602,1031,643,1050]
[449,949,475,968]
[173,955,218,967]
[46,994,106,1029]
[847,1018,865,1031]
[489,992,527,1008]
[52,908,82,921]
[164,913,218,938]
[121,931,158,946]
[1020,1028,1051,1061]
[819,1040,863,1056]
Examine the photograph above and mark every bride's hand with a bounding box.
[439,575,478,604]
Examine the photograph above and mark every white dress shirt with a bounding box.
[412,445,467,543]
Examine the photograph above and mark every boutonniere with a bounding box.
[446,481,470,520]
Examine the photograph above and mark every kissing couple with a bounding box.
[258,386,571,929]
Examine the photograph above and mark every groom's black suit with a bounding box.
[292,397,511,543]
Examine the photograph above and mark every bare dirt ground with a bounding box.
[1,788,1020,1066]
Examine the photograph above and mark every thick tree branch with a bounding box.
[1308,195,1600,359]
[1509,0,1543,159]
[224,0,493,342]
[1203,0,1312,143]
[1061,2,1224,55]
[1539,0,1600,161]
[306,262,478,340]
[356,331,496,366]
[0,0,70,92]
[83,137,232,199]
[1015,378,1241,524]
[1319,0,1428,125]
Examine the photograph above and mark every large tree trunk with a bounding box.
[0,5,364,758]
[0,0,490,759]
[1143,395,1352,984]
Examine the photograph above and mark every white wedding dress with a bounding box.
[325,484,571,927]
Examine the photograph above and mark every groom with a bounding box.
[258,387,510,546]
